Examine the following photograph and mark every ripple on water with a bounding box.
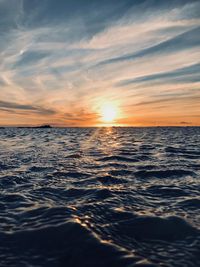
[134,169,196,179]
[98,155,139,163]
[147,185,189,197]
[176,198,200,210]
[0,220,143,267]
[112,215,198,242]
[0,127,200,266]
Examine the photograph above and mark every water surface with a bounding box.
[0,127,200,266]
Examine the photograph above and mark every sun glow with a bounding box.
[101,103,118,123]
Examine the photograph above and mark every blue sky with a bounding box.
[0,0,200,126]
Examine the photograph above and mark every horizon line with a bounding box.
[0,125,200,128]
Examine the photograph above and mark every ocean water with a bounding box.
[0,127,200,267]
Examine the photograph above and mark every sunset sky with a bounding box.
[0,0,200,126]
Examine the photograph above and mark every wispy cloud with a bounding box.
[96,27,200,67]
[0,100,55,115]
[117,63,200,86]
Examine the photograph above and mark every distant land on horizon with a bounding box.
[0,125,200,129]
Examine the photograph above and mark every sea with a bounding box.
[0,127,199,267]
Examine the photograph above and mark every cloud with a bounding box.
[180,121,191,125]
[118,63,200,86]
[0,0,199,126]
[96,27,200,66]
[0,0,23,31]
[22,0,138,41]
[133,96,200,107]
[0,100,55,115]
[13,51,50,68]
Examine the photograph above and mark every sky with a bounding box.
[0,0,200,126]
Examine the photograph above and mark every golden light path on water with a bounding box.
[80,101,122,153]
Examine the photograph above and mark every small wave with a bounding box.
[115,215,198,241]
[97,175,127,185]
[65,188,94,198]
[32,187,95,201]
[188,164,200,170]
[65,153,83,159]
[0,193,26,203]
[29,166,54,172]
[94,188,113,200]
[165,146,200,156]
[0,175,19,187]
[137,165,157,170]
[98,155,138,163]
[103,163,128,169]
[176,199,200,210]
[135,155,151,161]
[147,185,189,197]
[54,171,90,178]
[0,162,17,170]
[109,169,133,176]
[135,169,196,179]
[0,220,140,267]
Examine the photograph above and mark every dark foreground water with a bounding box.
[0,127,200,267]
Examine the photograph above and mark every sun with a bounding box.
[101,103,117,123]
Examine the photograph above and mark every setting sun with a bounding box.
[101,103,118,123]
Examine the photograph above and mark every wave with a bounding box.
[147,185,189,197]
[176,199,200,210]
[113,215,198,242]
[97,175,128,185]
[0,127,200,266]
[98,155,139,162]
[134,169,196,179]
[165,146,200,156]
[0,220,144,267]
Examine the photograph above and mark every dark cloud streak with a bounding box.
[118,63,200,86]
[0,100,55,115]
[13,51,50,68]
[134,96,200,107]
[97,27,200,67]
